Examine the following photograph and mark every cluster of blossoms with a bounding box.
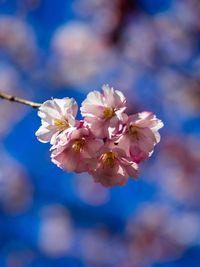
[36,85,163,187]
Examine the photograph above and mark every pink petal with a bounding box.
[85,139,104,157]
[92,164,128,187]
[81,91,105,116]
[81,103,105,117]
[124,162,139,179]
[130,145,148,163]
[85,117,105,138]
[36,125,57,143]
[70,127,89,140]
[51,147,78,172]
[102,84,126,109]
[107,116,119,139]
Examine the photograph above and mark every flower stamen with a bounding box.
[102,151,117,168]
[129,125,140,140]
[54,119,69,131]
[103,107,115,119]
[72,138,85,152]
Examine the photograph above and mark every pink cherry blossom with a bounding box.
[51,122,103,173]
[89,146,138,187]
[117,111,164,163]
[35,85,164,187]
[80,84,127,139]
[36,97,78,144]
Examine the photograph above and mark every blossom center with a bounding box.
[129,125,140,140]
[54,119,69,131]
[103,107,115,119]
[102,151,117,168]
[72,138,85,152]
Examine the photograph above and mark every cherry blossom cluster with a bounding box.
[36,85,163,187]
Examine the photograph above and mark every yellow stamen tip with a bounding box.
[103,107,115,119]
[54,119,69,131]
[129,125,140,140]
[72,139,85,152]
[102,151,117,168]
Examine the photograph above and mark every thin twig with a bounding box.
[0,91,41,108]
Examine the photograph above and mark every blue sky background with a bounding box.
[0,0,200,266]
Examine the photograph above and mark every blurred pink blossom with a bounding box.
[0,16,38,69]
[38,205,73,257]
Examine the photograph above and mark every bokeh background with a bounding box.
[0,0,200,266]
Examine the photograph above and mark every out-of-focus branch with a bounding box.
[0,91,41,108]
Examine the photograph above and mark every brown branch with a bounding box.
[0,91,41,108]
